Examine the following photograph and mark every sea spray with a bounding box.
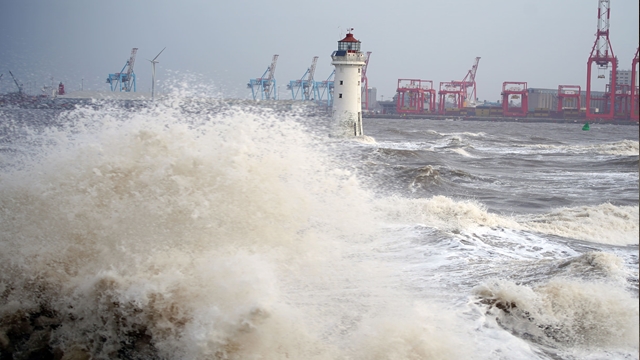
[0,100,472,359]
[474,278,639,349]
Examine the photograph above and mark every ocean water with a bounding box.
[0,99,638,360]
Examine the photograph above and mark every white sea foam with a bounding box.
[0,101,474,359]
[526,139,639,156]
[1,101,636,359]
[450,147,473,157]
[522,203,639,246]
[377,195,523,232]
[474,278,639,349]
[380,195,638,246]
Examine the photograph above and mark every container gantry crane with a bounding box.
[360,51,372,110]
[438,81,465,114]
[313,70,335,107]
[631,47,639,121]
[586,0,616,120]
[501,82,528,117]
[288,56,319,100]
[248,55,279,100]
[557,85,582,112]
[106,48,138,92]
[396,79,436,114]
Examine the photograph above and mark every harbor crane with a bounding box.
[313,70,335,107]
[106,48,138,92]
[462,57,480,106]
[361,51,372,110]
[8,71,23,94]
[450,57,480,107]
[631,47,639,121]
[288,56,318,100]
[586,0,616,120]
[248,54,279,100]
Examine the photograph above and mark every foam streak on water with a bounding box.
[0,103,638,359]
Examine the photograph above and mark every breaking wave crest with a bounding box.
[0,100,472,359]
[378,196,638,246]
[474,278,639,350]
[522,203,639,246]
[530,139,639,156]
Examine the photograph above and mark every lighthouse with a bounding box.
[331,29,366,137]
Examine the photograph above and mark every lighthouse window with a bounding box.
[358,68,361,73]
[340,80,343,85]
[339,94,343,98]
[358,81,360,85]
[338,41,361,52]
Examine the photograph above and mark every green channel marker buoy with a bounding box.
[582,122,590,131]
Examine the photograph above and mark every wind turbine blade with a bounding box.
[152,47,166,61]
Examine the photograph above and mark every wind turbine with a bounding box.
[149,47,166,100]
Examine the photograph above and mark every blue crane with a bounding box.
[313,70,335,107]
[287,56,318,100]
[248,55,279,100]
[106,48,138,92]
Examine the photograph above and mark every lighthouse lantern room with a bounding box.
[331,29,366,137]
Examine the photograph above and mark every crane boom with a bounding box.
[123,48,138,92]
[361,51,372,80]
[8,71,23,94]
[106,48,138,92]
[361,51,372,110]
[459,57,481,106]
[468,57,480,83]
[305,56,319,100]
[585,0,616,120]
[594,0,612,61]
[126,48,138,78]
[267,54,279,81]
[248,55,279,100]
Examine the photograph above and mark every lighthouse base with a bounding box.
[332,111,364,137]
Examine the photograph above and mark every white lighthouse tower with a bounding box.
[331,29,366,137]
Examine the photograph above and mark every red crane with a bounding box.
[586,0,616,120]
[631,47,639,121]
[454,57,481,107]
[557,85,581,112]
[501,82,528,117]
[438,82,464,115]
[361,51,372,110]
[395,79,436,114]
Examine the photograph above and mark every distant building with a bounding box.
[366,87,378,110]
[528,88,606,111]
[609,69,632,86]
[378,100,397,114]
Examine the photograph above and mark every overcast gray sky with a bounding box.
[1,0,638,102]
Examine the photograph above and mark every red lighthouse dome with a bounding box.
[337,29,361,53]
